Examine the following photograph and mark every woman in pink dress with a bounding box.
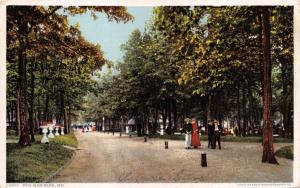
[191,119,201,148]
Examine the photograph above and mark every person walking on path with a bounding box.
[213,120,222,149]
[184,118,192,149]
[208,120,214,149]
[191,119,201,148]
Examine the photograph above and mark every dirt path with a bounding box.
[51,132,293,183]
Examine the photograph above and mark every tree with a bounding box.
[261,7,278,164]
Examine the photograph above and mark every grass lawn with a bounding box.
[275,145,293,160]
[6,130,78,183]
[147,134,293,143]
[52,133,78,148]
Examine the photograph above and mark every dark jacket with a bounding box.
[208,124,214,135]
[184,123,192,133]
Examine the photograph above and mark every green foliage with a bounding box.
[51,133,78,148]
[275,145,293,160]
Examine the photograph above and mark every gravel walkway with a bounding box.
[51,132,293,183]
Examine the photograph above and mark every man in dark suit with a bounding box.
[213,121,222,150]
[207,120,214,149]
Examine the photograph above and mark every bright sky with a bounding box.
[68,7,153,66]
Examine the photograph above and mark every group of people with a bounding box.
[183,118,222,150]
[208,120,222,149]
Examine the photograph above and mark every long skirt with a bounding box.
[185,133,191,148]
[191,132,201,147]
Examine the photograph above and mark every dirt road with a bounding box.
[51,132,293,183]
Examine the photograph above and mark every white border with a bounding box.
[2,0,299,6]
[1,1,299,188]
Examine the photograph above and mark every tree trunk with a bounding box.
[261,8,278,164]
[112,118,116,135]
[67,107,71,133]
[207,94,212,126]
[248,82,256,135]
[17,43,31,146]
[29,61,35,142]
[172,99,178,131]
[16,91,21,136]
[37,98,42,127]
[44,94,49,124]
[6,103,10,128]
[167,98,172,133]
[153,102,159,133]
[237,84,241,136]
[7,102,12,128]
[162,100,167,129]
[242,85,247,137]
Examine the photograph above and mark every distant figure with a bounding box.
[184,118,192,149]
[191,119,201,148]
[234,126,239,136]
[208,120,214,149]
[213,121,222,150]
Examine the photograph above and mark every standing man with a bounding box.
[213,120,222,150]
[191,119,201,148]
[208,120,214,149]
[184,118,192,149]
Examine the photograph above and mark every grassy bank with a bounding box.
[6,130,78,182]
[147,134,293,143]
[275,145,293,160]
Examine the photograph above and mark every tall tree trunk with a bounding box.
[65,111,69,133]
[63,108,69,134]
[167,98,172,132]
[29,61,35,142]
[237,84,241,136]
[183,97,187,122]
[248,82,256,134]
[242,85,247,137]
[261,8,278,164]
[16,91,21,136]
[17,43,31,146]
[67,101,72,133]
[44,94,49,124]
[59,91,67,133]
[172,99,178,131]
[162,100,167,129]
[112,118,115,135]
[207,94,212,125]
[7,102,12,128]
[153,102,159,133]
[108,118,111,132]
[37,98,41,127]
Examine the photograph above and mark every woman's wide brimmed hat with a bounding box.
[184,118,191,122]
